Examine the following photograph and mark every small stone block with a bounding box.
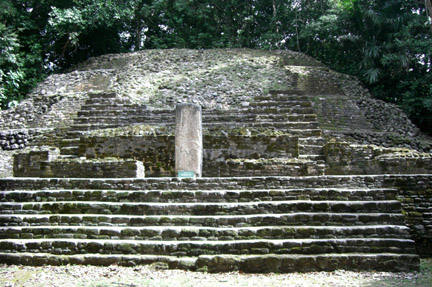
[178,171,195,178]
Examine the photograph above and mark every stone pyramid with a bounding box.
[0,49,431,272]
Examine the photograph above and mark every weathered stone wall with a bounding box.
[13,147,60,177]
[397,188,432,256]
[45,159,145,179]
[380,176,432,256]
[0,150,17,178]
[0,129,39,150]
[214,159,323,177]
[79,134,300,177]
[81,135,175,177]
[13,147,144,178]
[204,135,299,160]
[0,94,87,130]
[324,142,432,175]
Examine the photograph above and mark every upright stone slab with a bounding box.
[175,103,202,177]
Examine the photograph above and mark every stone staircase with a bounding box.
[0,176,419,272]
[59,92,153,159]
[202,90,325,176]
[16,90,326,178]
[3,88,428,272]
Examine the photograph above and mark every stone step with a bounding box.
[0,176,400,191]
[249,100,312,108]
[0,238,416,256]
[73,118,135,126]
[64,131,85,139]
[57,155,78,160]
[0,212,406,227]
[67,124,321,137]
[59,146,79,156]
[1,175,430,192]
[80,104,142,112]
[298,144,324,155]
[203,114,257,123]
[84,98,139,105]
[0,200,402,215]
[203,110,316,118]
[0,252,419,272]
[69,122,175,132]
[268,89,306,95]
[221,158,325,177]
[59,138,80,147]
[0,225,411,241]
[87,93,117,99]
[73,114,318,127]
[73,116,175,125]
[71,121,320,130]
[299,137,326,145]
[205,126,322,137]
[298,155,326,161]
[69,123,132,131]
[254,94,309,102]
[204,122,320,129]
[0,188,398,203]
[77,109,171,118]
[248,106,315,113]
[76,107,317,121]
[255,114,317,122]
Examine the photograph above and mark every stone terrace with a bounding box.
[0,175,428,272]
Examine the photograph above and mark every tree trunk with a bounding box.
[135,19,141,51]
[295,11,301,52]
[134,1,145,51]
[272,0,279,33]
[426,0,432,32]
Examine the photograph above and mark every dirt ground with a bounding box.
[0,259,431,287]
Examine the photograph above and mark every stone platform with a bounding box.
[1,175,430,272]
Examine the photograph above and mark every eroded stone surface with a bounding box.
[175,104,202,178]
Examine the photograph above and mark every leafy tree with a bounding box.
[46,0,128,68]
[0,23,25,108]
[296,0,432,133]
[0,0,55,108]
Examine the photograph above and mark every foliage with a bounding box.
[0,23,24,108]
[297,0,432,133]
[0,0,431,133]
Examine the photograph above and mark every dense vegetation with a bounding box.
[1,0,431,133]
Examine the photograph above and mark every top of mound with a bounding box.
[43,49,324,109]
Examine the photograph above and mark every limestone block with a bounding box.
[46,159,145,178]
[175,103,202,177]
[13,147,60,177]
[81,135,175,177]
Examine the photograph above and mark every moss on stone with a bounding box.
[84,125,174,137]
[226,157,312,165]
